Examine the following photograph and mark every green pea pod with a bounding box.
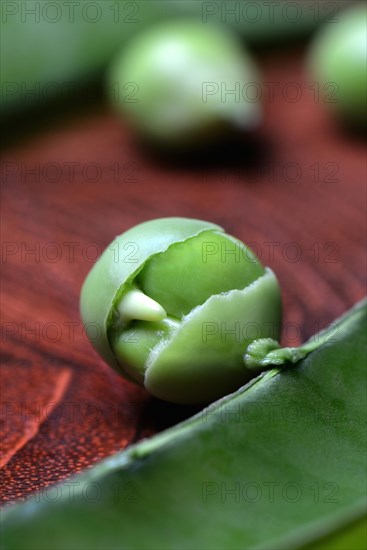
[80,217,282,403]
[2,299,366,550]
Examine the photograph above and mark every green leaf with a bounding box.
[1,299,366,550]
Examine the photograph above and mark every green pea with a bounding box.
[108,20,261,147]
[308,4,367,127]
[80,218,282,404]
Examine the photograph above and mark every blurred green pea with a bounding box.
[1,1,349,114]
[108,20,262,147]
[308,4,367,127]
[80,218,282,404]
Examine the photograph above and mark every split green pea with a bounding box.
[80,217,282,404]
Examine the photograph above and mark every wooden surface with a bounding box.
[1,45,365,504]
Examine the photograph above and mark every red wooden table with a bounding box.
[1,45,365,504]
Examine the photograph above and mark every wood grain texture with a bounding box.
[0,365,72,469]
[1,45,365,503]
